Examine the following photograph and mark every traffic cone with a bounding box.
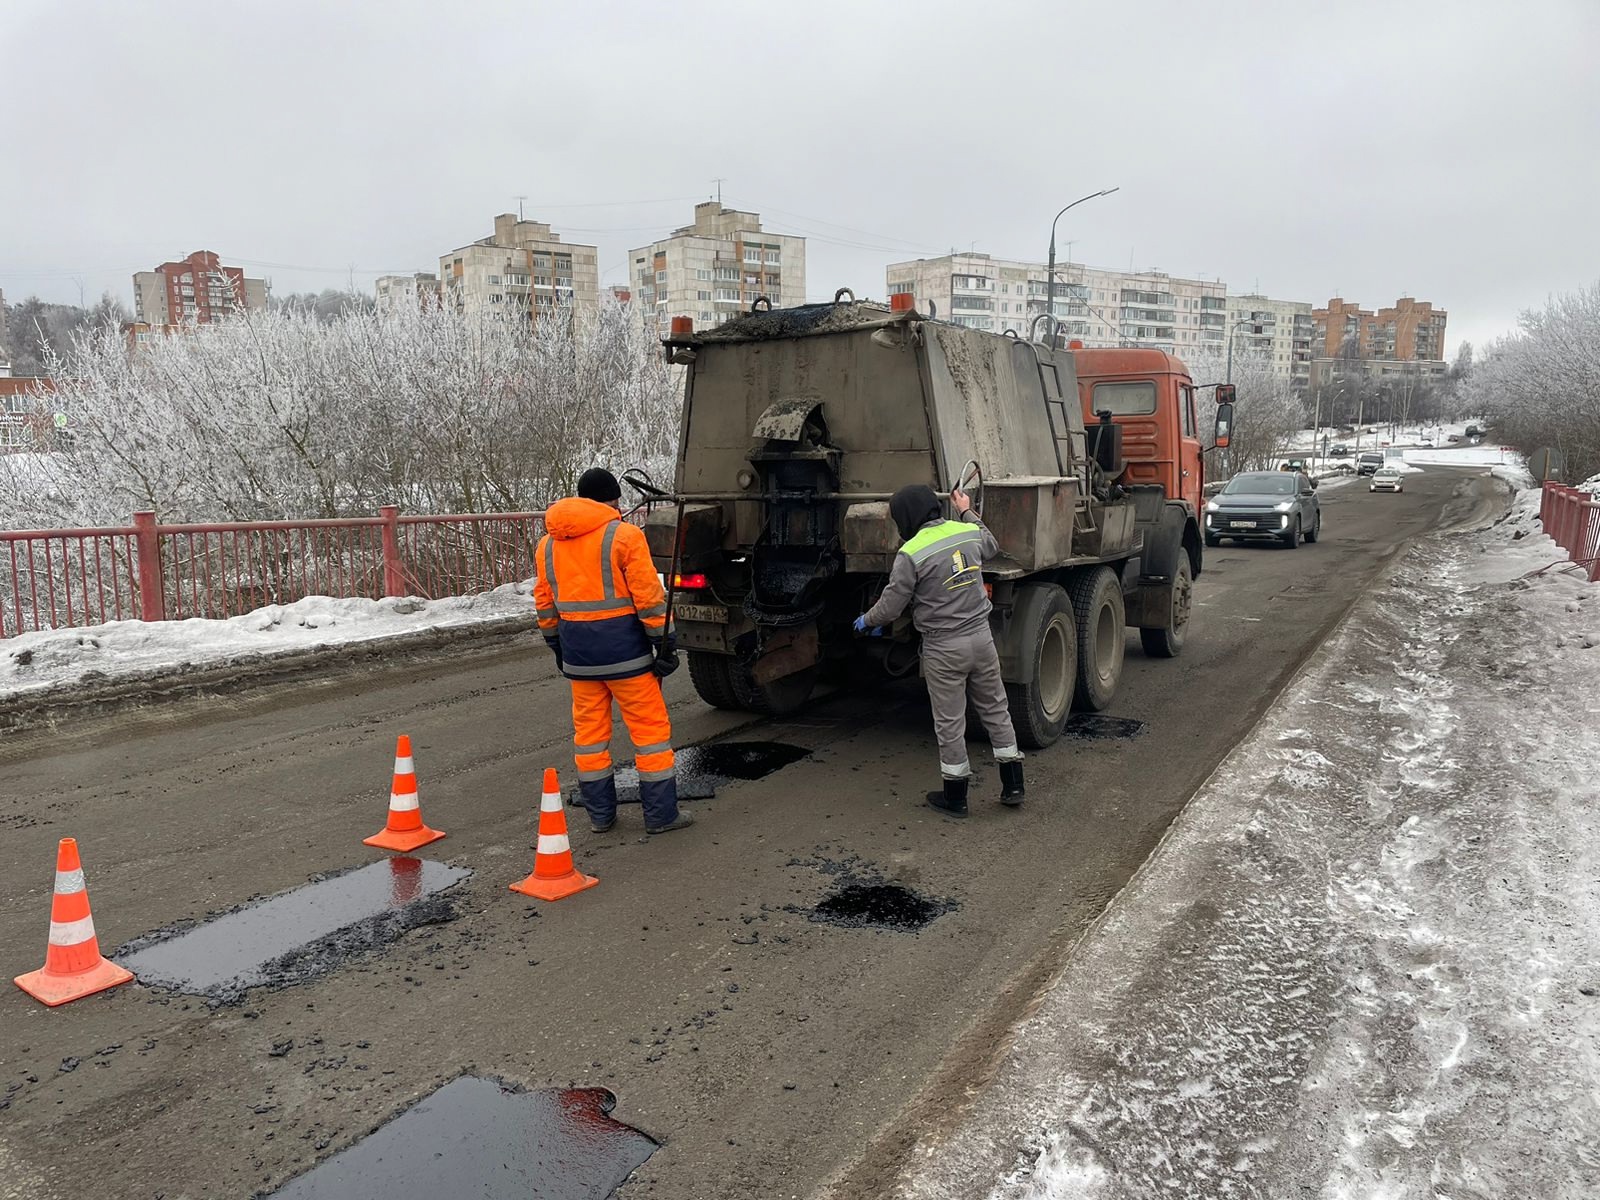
[510,768,599,901]
[14,838,135,1007]
[363,734,446,852]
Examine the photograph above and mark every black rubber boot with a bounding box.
[926,776,969,818]
[999,760,1025,807]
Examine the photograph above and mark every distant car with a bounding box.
[1356,451,1386,476]
[1370,467,1404,493]
[1204,471,1322,548]
[1328,444,1351,457]
[1419,439,1435,447]
[1280,458,1309,472]
[1447,434,1462,444]
[1465,424,1482,438]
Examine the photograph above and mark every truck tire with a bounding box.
[1138,558,1192,659]
[728,657,817,716]
[687,651,741,711]
[1004,584,1076,749]
[1070,566,1124,712]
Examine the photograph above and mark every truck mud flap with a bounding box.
[751,623,820,685]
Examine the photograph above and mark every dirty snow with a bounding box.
[0,585,536,700]
[892,472,1600,1199]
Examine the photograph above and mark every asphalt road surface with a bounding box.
[0,466,1506,1200]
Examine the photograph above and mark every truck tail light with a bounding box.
[674,573,708,589]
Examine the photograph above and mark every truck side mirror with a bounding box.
[1213,401,1233,449]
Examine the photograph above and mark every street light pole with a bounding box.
[1047,187,1119,346]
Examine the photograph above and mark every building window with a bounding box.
[744,248,761,265]
[695,269,712,281]
[488,274,501,285]
[764,249,780,265]
[697,290,712,300]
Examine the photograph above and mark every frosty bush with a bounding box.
[0,297,680,528]
[1460,282,1600,484]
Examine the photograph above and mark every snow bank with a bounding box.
[892,481,1600,1198]
[0,585,536,700]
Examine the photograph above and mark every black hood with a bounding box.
[889,484,942,541]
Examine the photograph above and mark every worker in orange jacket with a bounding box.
[534,468,693,835]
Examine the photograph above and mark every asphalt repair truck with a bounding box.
[641,292,1233,747]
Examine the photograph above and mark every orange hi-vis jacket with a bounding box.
[534,498,670,681]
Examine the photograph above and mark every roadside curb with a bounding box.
[0,613,537,734]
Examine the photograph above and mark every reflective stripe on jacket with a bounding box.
[533,497,670,681]
[863,513,998,639]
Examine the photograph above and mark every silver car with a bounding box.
[1370,467,1404,493]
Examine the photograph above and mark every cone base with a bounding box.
[15,957,134,1007]
[363,824,446,853]
[510,869,599,902]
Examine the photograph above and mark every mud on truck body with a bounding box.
[643,296,1230,748]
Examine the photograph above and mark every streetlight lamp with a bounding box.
[1046,188,1119,345]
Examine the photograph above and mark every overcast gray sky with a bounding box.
[5,0,1597,357]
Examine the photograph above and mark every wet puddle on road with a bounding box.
[570,740,809,804]
[118,857,470,1002]
[810,882,952,931]
[1063,714,1148,740]
[267,1076,655,1199]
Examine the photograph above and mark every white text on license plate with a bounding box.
[674,602,728,624]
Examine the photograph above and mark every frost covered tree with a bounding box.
[1179,345,1306,476]
[1460,282,1600,483]
[0,296,680,528]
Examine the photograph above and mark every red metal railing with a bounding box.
[1539,482,1600,581]
[0,506,553,639]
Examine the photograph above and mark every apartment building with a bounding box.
[627,203,806,333]
[439,215,600,324]
[1309,296,1448,388]
[1224,294,1316,391]
[885,254,1227,357]
[375,273,442,313]
[132,251,267,327]
[1311,296,1447,361]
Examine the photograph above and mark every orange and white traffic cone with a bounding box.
[14,838,135,1007]
[510,768,599,901]
[363,734,446,853]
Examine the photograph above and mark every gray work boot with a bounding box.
[998,761,1025,807]
[646,812,695,835]
[926,776,969,817]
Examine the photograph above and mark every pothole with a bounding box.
[117,856,470,1002]
[571,740,810,803]
[265,1076,655,1199]
[1063,714,1148,740]
[810,882,953,931]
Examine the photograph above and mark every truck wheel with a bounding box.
[1070,566,1125,712]
[1004,584,1076,749]
[687,651,741,711]
[728,657,817,716]
[1138,558,1192,659]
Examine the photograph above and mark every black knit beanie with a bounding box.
[577,468,622,502]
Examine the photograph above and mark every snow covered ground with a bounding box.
[892,474,1600,1199]
[0,584,536,701]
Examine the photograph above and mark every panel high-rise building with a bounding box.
[628,203,806,335]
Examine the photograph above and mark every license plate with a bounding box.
[673,601,728,624]
[1229,520,1255,529]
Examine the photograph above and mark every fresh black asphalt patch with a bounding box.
[117,856,470,1002]
[263,1076,655,1199]
[569,740,810,804]
[1063,714,1148,740]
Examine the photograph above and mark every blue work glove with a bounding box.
[853,615,885,637]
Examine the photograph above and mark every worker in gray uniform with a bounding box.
[856,482,1024,817]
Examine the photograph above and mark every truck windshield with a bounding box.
[1090,380,1156,415]
[1223,474,1295,495]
